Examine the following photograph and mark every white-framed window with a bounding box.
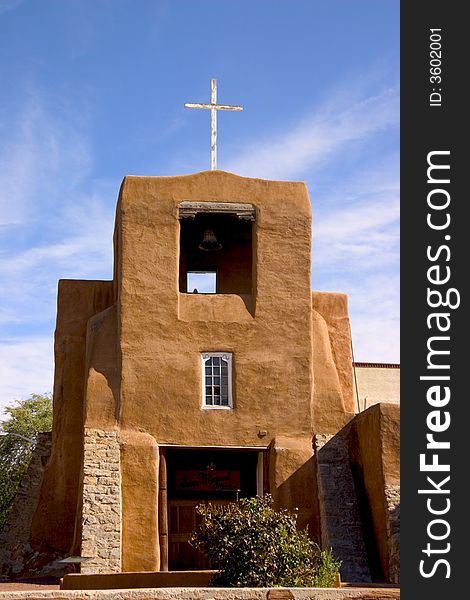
[201,352,233,409]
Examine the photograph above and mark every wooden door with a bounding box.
[168,499,230,570]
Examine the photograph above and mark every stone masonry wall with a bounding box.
[81,429,121,574]
[385,484,400,584]
[314,433,371,583]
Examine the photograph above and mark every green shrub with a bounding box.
[190,495,341,587]
[0,393,52,531]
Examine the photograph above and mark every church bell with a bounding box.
[198,228,222,251]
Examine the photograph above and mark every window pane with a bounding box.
[202,353,231,408]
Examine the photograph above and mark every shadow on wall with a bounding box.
[84,304,120,429]
[274,456,321,541]
[350,462,384,581]
[388,502,400,584]
[346,404,400,584]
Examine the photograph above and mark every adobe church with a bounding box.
[0,85,399,584]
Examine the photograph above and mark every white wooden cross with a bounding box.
[185,79,243,170]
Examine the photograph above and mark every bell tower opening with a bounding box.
[178,203,255,296]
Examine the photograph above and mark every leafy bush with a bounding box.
[0,393,52,531]
[190,495,341,587]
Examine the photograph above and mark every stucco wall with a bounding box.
[120,431,160,572]
[269,436,318,535]
[354,365,400,411]
[115,171,315,448]
[348,404,400,582]
[31,280,114,552]
[311,292,355,433]
[84,305,120,430]
[109,171,321,567]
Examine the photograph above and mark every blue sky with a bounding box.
[0,0,399,415]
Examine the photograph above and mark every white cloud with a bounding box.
[350,282,400,363]
[311,160,399,363]
[225,81,400,362]
[350,312,400,363]
[0,336,53,418]
[0,93,115,413]
[314,267,400,364]
[0,201,113,277]
[313,186,399,270]
[0,98,91,226]
[226,87,398,180]
[225,81,400,363]
[315,194,398,240]
[0,0,25,16]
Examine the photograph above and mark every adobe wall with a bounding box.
[348,404,400,583]
[115,171,315,449]
[100,171,330,570]
[354,365,400,411]
[31,280,114,553]
[83,305,120,430]
[269,436,319,536]
[61,570,216,590]
[74,300,124,571]
[119,431,160,572]
[311,292,355,433]
[109,171,322,569]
